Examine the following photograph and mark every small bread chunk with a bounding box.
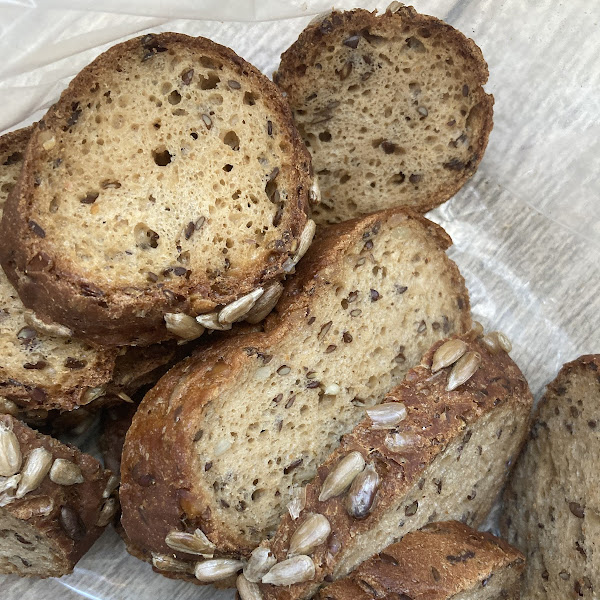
[120,209,472,571]
[275,6,493,224]
[317,521,525,600]
[0,414,113,577]
[502,354,600,599]
[0,33,312,347]
[257,332,532,600]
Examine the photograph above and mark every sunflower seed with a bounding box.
[196,311,232,330]
[431,339,468,372]
[244,547,277,583]
[103,474,120,498]
[202,114,212,129]
[117,392,133,403]
[194,558,244,582]
[0,398,19,417]
[81,386,106,405]
[309,180,321,205]
[152,553,195,573]
[219,288,265,324]
[214,439,232,457]
[24,310,72,337]
[288,513,331,557]
[237,573,263,600]
[324,383,341,396]
[262,555,315,586]
[346,463,379,519]
[318,451,365,502]
[292,220,316,265]
[467,320,484,340]
[366,403,407,429]
[16,447,52,498]
[447,351,481,391]
[165,528,216,555]
[495,331,512,353]
[287,486,306,521]
[308,10,333,25]
[164,313,205,340]
[0,474,20,494]
[245,282,284,324]
[480,333,500,354]
[384,432,421,452]
[0,423,22,476]
[49,458,84,485]
[386,1,404,12]
[96,497,118,527]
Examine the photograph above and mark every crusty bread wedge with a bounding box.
[502,354,600,599]
[255,331,531,600]
[0,32,313,347]
[119,208,471,573]
[316,521,525,600]
[0,414,114,577]
[275,5,493,224]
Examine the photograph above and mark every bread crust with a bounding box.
[317,521,525,600]
[119,209,472,571]
[276,6,494,220]
[0,414,112,577]
[0,33,312,347]
[258,334,532,600]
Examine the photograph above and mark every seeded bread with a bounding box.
[0,414,114,577]
[119,208,472,573]
[502,354,600,599]
[275,5,493,224]
[256,332,532,600]
[317,521,525,600]
[0,32,313,347]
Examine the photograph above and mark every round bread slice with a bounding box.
[119,208,472,571]
[317,521,525,600]
[0,33,313,347]
[275,5,493,224]
[502,354,600,599]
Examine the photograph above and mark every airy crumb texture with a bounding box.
[120,209,472,569]
[276,6,493,224]
[0,414,112,577]
[502,354,600,599]
[0,33,312,346]
[317,521,524,600]
[259,333,532,600]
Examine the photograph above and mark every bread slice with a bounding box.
[0,32,313,347]
[316,521,525,600]
[275,5,493,224]
[0,414,114,577]
[502,354,600,599]
[119,208,472,570]
[255,331,532,600]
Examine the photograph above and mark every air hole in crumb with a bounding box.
[168,90,182,105]
[153,148,172,166]
[223,164,233,172]
[244,91,257,105]
[223,131,240,151]
[200,73,220,89]
[134,223,159,249]
[251,489,265,502]
[319,131,332,142]
[389,172,406,185]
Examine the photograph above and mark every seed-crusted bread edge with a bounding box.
[275,5,494,218]
[316,521,525,600]
[0,33,313,347]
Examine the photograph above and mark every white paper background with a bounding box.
[1,0,599,598]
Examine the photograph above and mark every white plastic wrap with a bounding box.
[1,1,598,598]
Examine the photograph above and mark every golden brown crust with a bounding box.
[317,521,525,600]
[0,33,312,347]
[258,334,532,600]
[119,208,472,568]
[276,6,494,218]
[0,414,111,577]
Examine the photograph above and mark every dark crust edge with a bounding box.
[258,334,533,600]
[317,521,525,600]
[275,6,494,216]
[0,414,111,577]
[0,33,312,347]
[119,208,472,567]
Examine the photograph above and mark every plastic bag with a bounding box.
[1,0,598,597]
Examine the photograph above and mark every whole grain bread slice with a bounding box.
[502,354,600,599]
[0,414,114,577]
[255,332,532,600]
[119,208,472,572]
[316,521,525,600]
[275,5,493,224]
[0,32,313,347]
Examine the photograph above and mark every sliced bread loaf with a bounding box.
[254,331,532,600]
[0,32,313,347]
[502,354,600,599]
[0,414,114,577]
[316,521,525,600]
[275,5,493,224]
[119,208,472,569]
